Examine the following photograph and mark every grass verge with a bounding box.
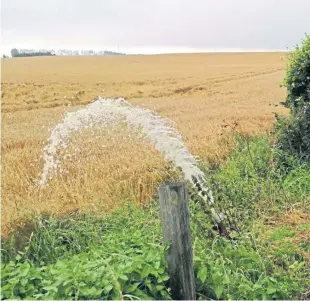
[1,136,310,300]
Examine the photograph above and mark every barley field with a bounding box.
[1,52,288,236]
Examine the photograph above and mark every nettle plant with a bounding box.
[277,34,310,160]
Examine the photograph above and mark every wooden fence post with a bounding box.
[158,182,196,300]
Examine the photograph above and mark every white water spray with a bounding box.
[40,97,219,212]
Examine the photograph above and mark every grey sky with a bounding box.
[1,0,310,54]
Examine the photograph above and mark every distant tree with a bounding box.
[10,48,55,57]
[11,48,19,57]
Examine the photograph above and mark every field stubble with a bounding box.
[1,53,287,236]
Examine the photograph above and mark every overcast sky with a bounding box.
[1,0,310,54]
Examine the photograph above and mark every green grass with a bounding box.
[1,136,310,300]
[208,136,310,214]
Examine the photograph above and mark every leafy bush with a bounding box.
[2,245,170,300]
[277,34,310,160]
[1,204,171,300]
[284,34,310,110]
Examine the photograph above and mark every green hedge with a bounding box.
[277,34,310,160]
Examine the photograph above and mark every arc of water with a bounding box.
[40,97,224,224]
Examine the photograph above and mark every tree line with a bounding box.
[10,48,55,57]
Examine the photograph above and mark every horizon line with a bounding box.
[2,49,289,57]
[1,46,290,56]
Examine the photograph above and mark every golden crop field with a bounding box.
[1,52,288,236]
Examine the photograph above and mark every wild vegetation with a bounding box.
[1,42,309,299]
[2,137,310,299]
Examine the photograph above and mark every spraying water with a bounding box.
[40,97,225,223]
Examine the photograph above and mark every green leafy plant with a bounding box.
[276,33,310,160]
[1,203,171,300]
